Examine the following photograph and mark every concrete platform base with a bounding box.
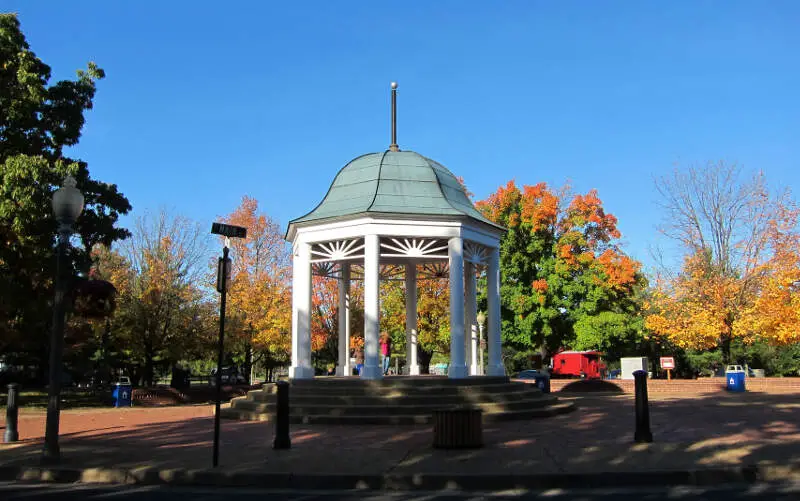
[221,376,575,425]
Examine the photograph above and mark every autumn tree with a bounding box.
[217,196,292,381]
[646,162,800,360]
[0,14,131,378]
[477,181,644,361]
[381,266,451,373]
[311,272,365,369]
[96,210,211,386]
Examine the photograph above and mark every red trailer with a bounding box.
[550,351,605,379]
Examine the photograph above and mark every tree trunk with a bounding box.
[243,343,253,385]
[721,336,732,365]
[418,348,433,374]
[143,338,155,387]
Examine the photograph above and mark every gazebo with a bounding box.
[284,84,506,380]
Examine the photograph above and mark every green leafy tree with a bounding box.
[476,181,645,361]
[0,14,131,377]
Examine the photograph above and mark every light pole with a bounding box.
[476,311,486,376]
[43,175,84,463]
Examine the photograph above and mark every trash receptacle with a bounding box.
[112,379,132,407]
[534,373,551,393]
[725,365,746,392]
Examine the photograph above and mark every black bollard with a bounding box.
[4,383,19,443]
[633,370,653,443]
[273,380,290,449]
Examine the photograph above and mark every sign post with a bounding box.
[660,356,675,381]
[210,222,247,468]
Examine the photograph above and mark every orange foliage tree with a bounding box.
[645,162,800,361]
[219,196,292,379]
[310,274,364,368]
[477,181,645,360]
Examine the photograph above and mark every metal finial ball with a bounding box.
[391,82,398,89]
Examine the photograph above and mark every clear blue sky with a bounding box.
[7,1,800,271]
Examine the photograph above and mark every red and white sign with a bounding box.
[660,357,675,370]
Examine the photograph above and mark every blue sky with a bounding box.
[7,1,800,271]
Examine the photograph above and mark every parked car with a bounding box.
[606,369,621,380]
[514,369,540,379]
[209,367,246,386]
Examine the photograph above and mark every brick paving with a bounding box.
[1,392,798,476]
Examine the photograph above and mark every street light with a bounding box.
[43,175,84,463]
[476,311,486,376]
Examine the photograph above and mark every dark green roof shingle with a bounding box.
[290,150,499,228]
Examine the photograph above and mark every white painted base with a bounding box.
[448,364,469,379]
[487,364,506,377]
[407,364,420,376]
[335,365,352,377]
[469,363,480,376]
[360,365,383,380]
[289,365,315,380]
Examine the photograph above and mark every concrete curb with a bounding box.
[0,464,798,490]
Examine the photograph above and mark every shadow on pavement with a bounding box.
[0,391,797,479]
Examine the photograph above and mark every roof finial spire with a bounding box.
[389,81,399,152]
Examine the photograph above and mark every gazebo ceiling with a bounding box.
[287,150,502,233]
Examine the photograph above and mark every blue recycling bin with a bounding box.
[725,365,746,392]
[534,373,551,393]
[112,383,133,407]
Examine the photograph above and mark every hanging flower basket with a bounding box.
[73,279,118,318]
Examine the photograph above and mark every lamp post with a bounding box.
[476,311,486,376]
[43,175,84,463]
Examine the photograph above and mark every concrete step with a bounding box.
[230,395,559,415]
[282,383,522,397]
[222,402,574,425]
[243,386,541,405]
[222,377,575,425]
[290,376,510,388]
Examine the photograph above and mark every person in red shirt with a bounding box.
[380,332,392,375]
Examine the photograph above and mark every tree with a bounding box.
[645,162,800,361]
[380,268,450,373]
[95,210,211,386]
[311,273,364,370]
[476,181,644,360]
[0,14,131,377]
[219,197,292,380]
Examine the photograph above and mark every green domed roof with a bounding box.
[290,150,498,228]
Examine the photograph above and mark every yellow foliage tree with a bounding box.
[220,197,292,377]
[646,162,800,360]
[92,210,212,385]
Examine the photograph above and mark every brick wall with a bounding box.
[540,377,800,394]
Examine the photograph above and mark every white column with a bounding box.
[448,237,468,378]
[336,263,351,376]
[361,234,382,379]
[405,263,419,376]
[290,242,314,379]
[465,262,479,376]
[487,246,504,376]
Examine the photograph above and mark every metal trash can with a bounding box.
[534,373,551,393]
[725,365,746,392]
[112,377,133,407]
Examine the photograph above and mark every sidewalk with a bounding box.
[1,392,798,489]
